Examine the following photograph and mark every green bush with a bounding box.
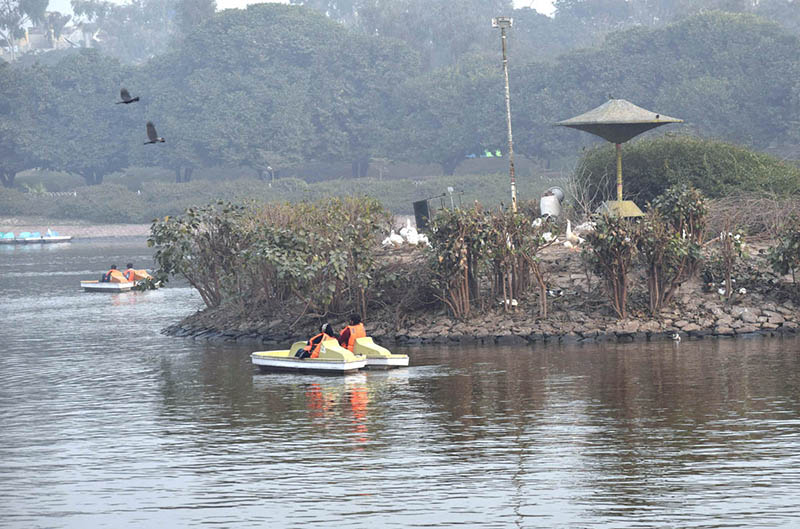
[576,135,800,207]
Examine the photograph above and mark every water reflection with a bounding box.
[1,239,800,528]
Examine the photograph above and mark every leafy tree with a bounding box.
[0,61,40,187]
[32,49,139,185]
[396,57,504,175]
[768,215,800,294]
[1,0,48,61]
[175,0,215,35]
[71,0,175,64]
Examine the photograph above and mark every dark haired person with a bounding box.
[296,323,336,359]
[101,264,120,282]
[123,263,136,281]
[338,314,366,352]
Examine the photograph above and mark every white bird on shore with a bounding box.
[406,230,420,245]
[389,230,404,246]
[532,217,543,228]
[543,232,556,243]
[383,230,404,248]
[671,332,681,342]
[399,218,412,239]
[417,233,430,247]
[566,220,585,245]
[574,221,596,235]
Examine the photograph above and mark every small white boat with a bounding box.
[354,337,409,369]
[252,339,366,374]
[80,280,136,292]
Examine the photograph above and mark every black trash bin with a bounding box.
[413,200,430,231]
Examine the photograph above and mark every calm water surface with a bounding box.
[1,238,800,528]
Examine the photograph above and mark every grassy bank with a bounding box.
[0,173,565,224]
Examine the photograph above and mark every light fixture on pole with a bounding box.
[492,15,516,213]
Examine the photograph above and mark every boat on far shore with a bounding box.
[0,230,73,244]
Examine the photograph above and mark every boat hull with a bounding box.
[354,337,410,369]
[80,280,135,292]
[1,236,73,244]
[252,339,367,375]
[252,355,366,374]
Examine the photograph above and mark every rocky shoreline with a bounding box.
[162,243,800,348]
[163,298,799,346]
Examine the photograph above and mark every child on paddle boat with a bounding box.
[296,323,336,359]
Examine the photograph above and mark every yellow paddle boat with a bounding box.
[251,339,366,374]
[354,337,409,369]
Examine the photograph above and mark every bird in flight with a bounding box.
[116,87,140,104]
[144,122,165,144]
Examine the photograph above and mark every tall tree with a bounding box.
[0,61,40,187]
[1,0,48,61]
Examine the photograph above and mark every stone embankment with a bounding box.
[163,297,798,346]
[162,243,799,347]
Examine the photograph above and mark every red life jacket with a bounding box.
[303,332,332,359]
[344,323,366,352]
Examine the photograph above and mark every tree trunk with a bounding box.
[174,167,192,183]
[0,171,15,188]
[351,158,370,178]
[83,172,103,185]
[441,157,460,176]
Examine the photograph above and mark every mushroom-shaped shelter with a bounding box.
[557,99,683,217]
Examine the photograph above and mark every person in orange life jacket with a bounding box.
[296,323,335,359]
[101,264,118,282]
[123,263,136,281]
[338,313,366,352]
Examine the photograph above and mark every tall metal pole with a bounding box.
[615,143,623,202]
[500,25,517,213]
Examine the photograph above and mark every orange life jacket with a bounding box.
[303,332,332,359]
[103,269,126,282]
[124,269,136,281]
[344,323,366,352]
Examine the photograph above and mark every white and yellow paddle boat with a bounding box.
[251,339,366,375]
[354,337,409,369]
[80,280,136,292]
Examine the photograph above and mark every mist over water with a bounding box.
[2,239,800,528]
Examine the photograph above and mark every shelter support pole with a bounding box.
[615,142,623,202]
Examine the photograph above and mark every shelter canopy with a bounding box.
[556,99,683,144]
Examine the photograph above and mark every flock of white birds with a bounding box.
[382,219,430,248]
[383,216,596,250]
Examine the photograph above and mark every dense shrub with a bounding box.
[148,197,391,323]
[575,135,800,207]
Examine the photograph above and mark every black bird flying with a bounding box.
[117,87,140,104]
[144,122,165,144]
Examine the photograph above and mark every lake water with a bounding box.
[1,238,800,528]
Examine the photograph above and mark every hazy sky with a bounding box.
[48,0,557,18]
